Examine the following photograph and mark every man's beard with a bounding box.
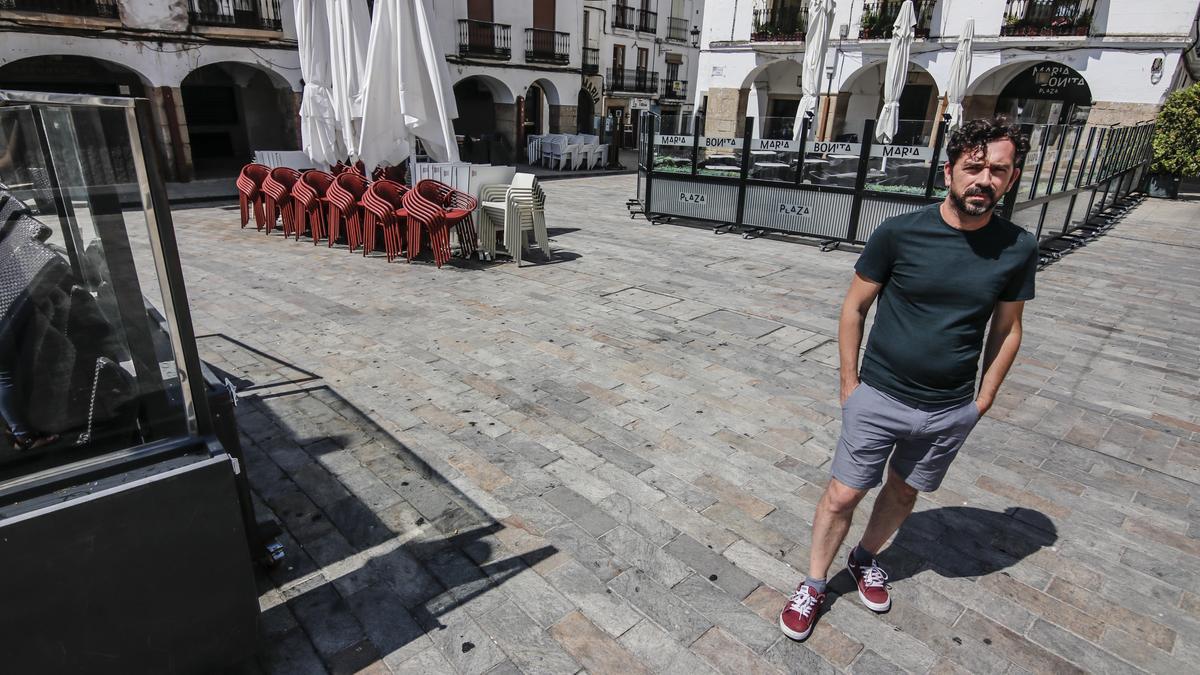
[949,185,997,217]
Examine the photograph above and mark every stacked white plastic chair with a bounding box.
[526,134,544,165]
[590,143,609,169]
[477,172,552,267]
[562,135,587,170]
[540,134,567,169]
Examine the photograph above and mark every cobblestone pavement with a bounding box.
[184,177,1200,674]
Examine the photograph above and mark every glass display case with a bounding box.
[0,90,260,672]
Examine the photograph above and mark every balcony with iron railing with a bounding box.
[458,19,512,60]
[637,8,657,33]
[751,4,809,42]
[188,0,282,31]
[0,0,118,18]
[606,68,659,95]
[661,79,688,101]
[612,3,636,30]
[1001,0,1094,37]
[667,16,689,42]
[525,28,570,64]
[583,47,600,75]
[859,0,935,39]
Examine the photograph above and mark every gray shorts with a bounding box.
[831,382,980,492]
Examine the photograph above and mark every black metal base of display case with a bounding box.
[0,448,260,673]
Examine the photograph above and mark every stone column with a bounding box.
[962,94,998,124]
[493,102,518,162]
[281,90,302,150]
[549,104,578,134]
[703,87,743,137]
[154,86,193,182]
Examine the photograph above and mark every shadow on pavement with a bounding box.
[827,506,1057,607]
[198,334,557,672]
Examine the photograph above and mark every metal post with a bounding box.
[1045,124,1068,195]
[734,115,754,233]
[1085,127,1106,186]
[924,117,948,199]
[793,112,812,187]
[1060,124,1084,191]
[690,112,701,176]
[846,119,875,243]
[131,98,215,438]
[643,113,656,215]
[1028,124,1052,199]
[1074,127,1096,189]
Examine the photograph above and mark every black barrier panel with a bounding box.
[742,184,854,239]
[635,113,1154,247]
[650,176,740,223]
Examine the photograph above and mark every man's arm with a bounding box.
[976,300,1025,415]
[839,272,883,405]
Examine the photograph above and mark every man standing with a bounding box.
[779,118,1037,640]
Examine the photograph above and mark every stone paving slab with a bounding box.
[176,179,1200,674]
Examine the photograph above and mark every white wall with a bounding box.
[119,0,187,31]
[1100,0,1198,36]
[0,32,302,90]
[695,0,1195,119]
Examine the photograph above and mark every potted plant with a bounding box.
[859,7,878,39]
[1148,82,1200,199]
[1074,9,1093,36]
[1003,14,1020,35]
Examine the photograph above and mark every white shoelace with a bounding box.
[860,562,888,588]
[786,587,819,618]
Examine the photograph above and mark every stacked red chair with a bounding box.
[236,163,271,230]
[292,170,335,244]
[261,167,301,237]
[402,180,479,268]
[326,171,369,251]
[361,180,408,263]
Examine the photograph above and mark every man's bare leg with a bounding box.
[808,477,869,581]
[857,468,919,556]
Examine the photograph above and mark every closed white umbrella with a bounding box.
[295,0,342,166]
[327,0,371,161]
[945,19,974,131]
[793,0,835,142]
[359,0,461,169]
[876,0,917,144]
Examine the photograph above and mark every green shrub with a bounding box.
[1151,83,1200,176]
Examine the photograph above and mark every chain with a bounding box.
[75,357,103,446]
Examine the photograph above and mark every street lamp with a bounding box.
[690,25,700,47]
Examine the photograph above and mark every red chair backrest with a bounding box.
[301,170,335,197]
[237,163,271,195]
[271,166,301,187]
[335,171,369,201]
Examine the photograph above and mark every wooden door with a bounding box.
[467,0,494,49]
[467,0,492,20]
[612,44,626,90]
[532,0,555,29]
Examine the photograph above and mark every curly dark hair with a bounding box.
[946,117,1030,168]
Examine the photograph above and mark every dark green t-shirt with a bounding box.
[855,203,1038,407]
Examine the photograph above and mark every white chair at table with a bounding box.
[540,134,567,169]
[478,173,552,267]
[526,134,544,165]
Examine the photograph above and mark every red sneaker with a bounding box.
[846,551,891,612]
[779,583,825,641]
